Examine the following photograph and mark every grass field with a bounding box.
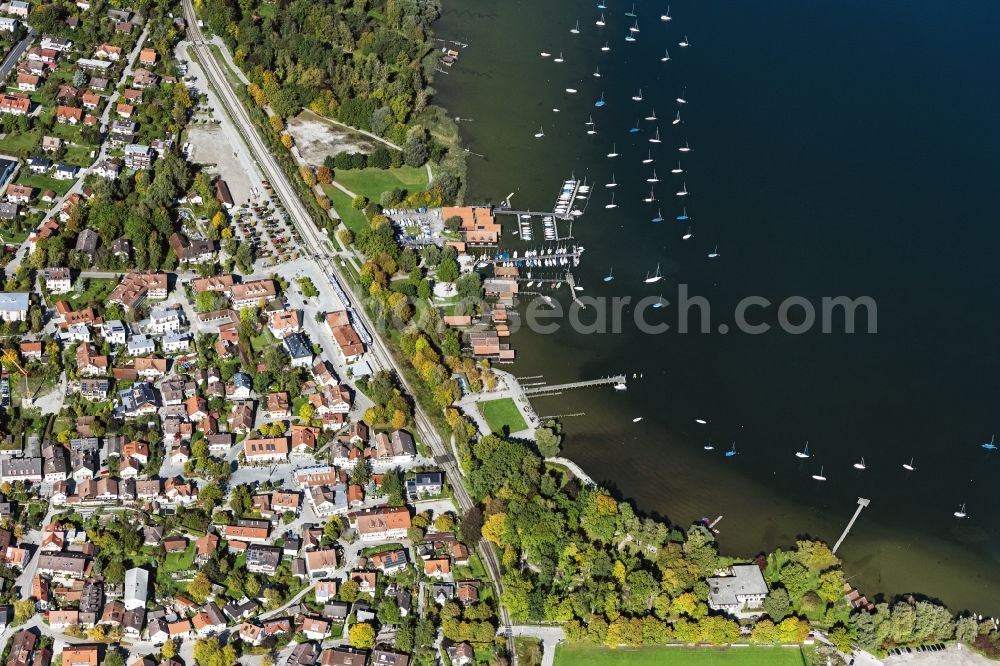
[68,278,116,306]
[554,645,806,666]
[0,129,39,154]
[162,542,197,573]
[478,397,528,434]
[16,173,74,197]
[334,165,429,201]
[324,184,369,235]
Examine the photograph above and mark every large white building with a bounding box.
[707,564,769,614]
[124,567,149,610]
[0,292,29,321]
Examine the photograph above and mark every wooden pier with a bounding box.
[524,374,627,396]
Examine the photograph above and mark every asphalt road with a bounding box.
[0,27,34,83]
[178,0,512,641]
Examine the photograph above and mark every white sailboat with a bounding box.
[707,245,720,258]
[601,41,611,52]
[679,35,690,47]
[853,457,866,470]
[903,457,916,471]
[554,52,564,63]
[676,182,689,196]
[607,143,619,158]
[682,226,693,240]
[677,89,688,104]
[643,150,654,164]
[646,170,659,183]
[540,52,551,58]
[630,20,640,33]
[679,141,691,152]
[587,124,597,135]
[661,48,671,62]
[661,4,672,21]
[596,14,605,26]
[649,127,662,143]
[954,503,968,518]
[703,441,715,451]
[570,20,581,34]
[566,87,578,94]
[533,126,544,138]
[632,88,643,101]
[673,110,681,125]
[605,193,617,209]
[632,417,643,423]
[811,466,827,482]
[671,160,684,173]
[603,265,614,282]
[644,263,663,283]
[645,107,657,121]
[695,418,708,424]
[795,442,811,459]
[651,209,664,223]
[643,187,656,203]
[605,173,617,188]
[593,67,602,77]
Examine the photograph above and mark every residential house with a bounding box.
[229,279,276,308]
[267,392,291,419]
[43,267,72,294]
[326,311,365,362]
[246,544,282,575]
[244,437,289,464]
[706,564,770,614]
[355,507,411,542]
[123,143,154,169]
[109,272,167,310]
[283,332,313,368]
[305,548,338,579]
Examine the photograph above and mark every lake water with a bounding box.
[434,0,1000,613]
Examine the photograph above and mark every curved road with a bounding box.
[178,0,513,647]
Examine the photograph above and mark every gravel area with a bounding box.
[287,110,380,165]
[187,124,253,205]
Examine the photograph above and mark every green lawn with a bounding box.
[0,129,40,154]
[163,542,197,573]
[554,645,806,666]
[63,143,97,168]
[477,397,528,434]
[251,328,279,352]
[16,173,74,197]
[333,165,429,201]
[69,278,116,306]
[324,184,369,235]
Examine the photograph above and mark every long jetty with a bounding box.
[524,374,627,395]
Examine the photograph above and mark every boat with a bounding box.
[597,0,606,7]
[632,416,643,423]
[632,88,643,101]
[795,442,811,459]
[695,418,708,424]
[553,108,560,112]
[703,441,715,451]
[645,107,657,121]
[643,187,656,203]
[587,125,597,135]
[661,4,672,21]
[614,382,627,391]
[679,140,691,152]
[604,266,614,282]
[651,209,664,223]
[647,170,659,183]
[596,14,605,26]
[526,281,534,288]
[679,35,690,47]
[661,48,671,62]
[707,245,720,258]
[725,443,738,458]
[677,89,688,104]
[629,120,641,133]
[677,208,689,221]
[593,67,602,77]
[643,150,654,164]
[607,143,619,158]
[625,3,636,17]
[682,226,693,239]
[811,466,827,482]
[673,111,681,125]
[676,182,689,196]
[644,263,663,283]
[534,126,545,138]
[652,295,665,309]
[566,88,578,94]
[954,503,968,519]
[629,20,640,33]
[574,284,584,291]
[853,457,866,470]
[671,161,684,173]
[625,32,636,43]
[595,92,606,107]
[554,52,564,63]
[983,434,997,451]
[540,52,551,58]
[903,457,916,471]
[605,193,617,209]
[601,41,611,52]
[605,174,617,188]
[570,20,580,34]
[649,127,662,143]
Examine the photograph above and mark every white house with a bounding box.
[124,567,149,610]
[146,306,182,335]
[104,320,128,345]
[707,565,770,614]
[162,332,189,354]
[126,335,155,356]
[0,292,29,321]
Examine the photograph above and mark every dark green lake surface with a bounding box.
[434,0,1000,613]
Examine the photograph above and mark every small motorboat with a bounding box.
[632,417,643,423]
[540,52,551,58]
[695,419,708,424]
[566,88,578,94]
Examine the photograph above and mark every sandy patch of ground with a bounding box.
[187,124,253,206]
[287,110,380,166]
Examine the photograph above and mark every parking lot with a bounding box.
[231,184,307,270]
[384,207,445,247]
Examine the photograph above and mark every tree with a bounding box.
[829,624,853,653]
[339,579,360,602]
[13,598,35,625]
[188,571,212,603]
[103,654,125,666]
[956,616,979,644]
[535,426,562,457]
[434,513,455,532]
[351,458,371,486]
[382,470,404,506]
[436,257,459,283]
[104,558,126,585]
[762,586,790,621]
[349,622,376,649]
[161,640,176,659]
